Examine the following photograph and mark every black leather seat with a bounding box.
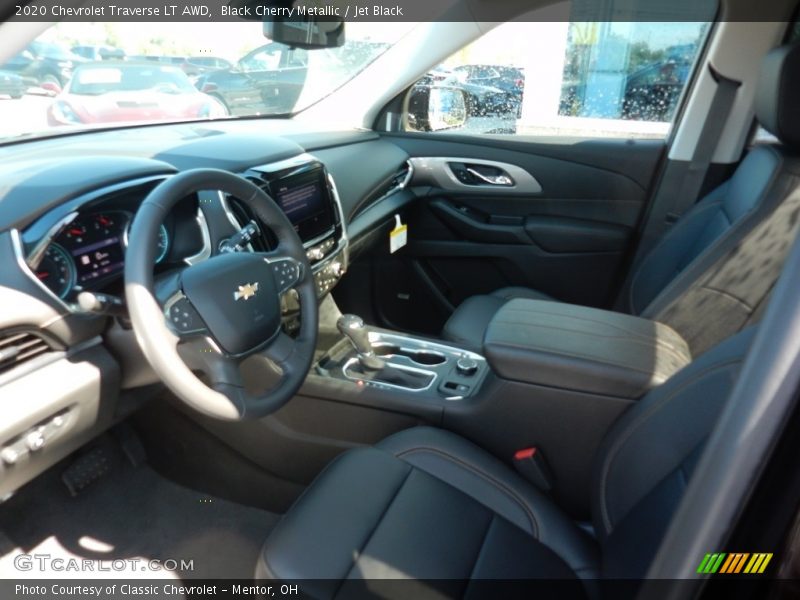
[443,45,800,354]
[258,328,755,594]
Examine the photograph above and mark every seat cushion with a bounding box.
[442,287,555,351]
[259,427,598,597]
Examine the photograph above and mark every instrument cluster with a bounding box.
[36,210,169,299]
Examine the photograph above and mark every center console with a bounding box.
[240,154,349,301]
[305,299,693,515]
[317,315,489,400]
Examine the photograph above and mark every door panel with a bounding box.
[361,134,664,334]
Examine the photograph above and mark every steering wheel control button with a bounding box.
[168,297,204,335]
[456,355,479,376]
[181,253,281,355]
[269,258,302,293]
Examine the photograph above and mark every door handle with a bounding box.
[408,157,542,195]
[465,167,514,186]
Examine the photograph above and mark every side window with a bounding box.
[405,19,709,138]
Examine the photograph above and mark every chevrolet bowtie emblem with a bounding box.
[234,282,259,301]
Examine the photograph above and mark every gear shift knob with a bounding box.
[337,314,385,370]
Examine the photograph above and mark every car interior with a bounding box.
[3,0,800,597]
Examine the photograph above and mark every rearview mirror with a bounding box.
[262,16,345,50]
[406,84,467,132]
[226,0,346,49]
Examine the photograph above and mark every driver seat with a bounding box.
[257,328,754,594]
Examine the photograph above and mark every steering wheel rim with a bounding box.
[124,168,318,420]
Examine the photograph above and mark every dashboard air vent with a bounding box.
[0,331,53,376]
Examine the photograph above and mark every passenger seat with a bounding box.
[443,44,800,355]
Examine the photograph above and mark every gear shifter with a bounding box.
[337,314,385,371]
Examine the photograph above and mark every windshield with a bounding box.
[0,21,415,142]
[70,64,197,95]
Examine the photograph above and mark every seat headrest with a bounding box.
[756,44,800,147]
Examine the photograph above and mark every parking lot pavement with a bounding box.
[0,95,51,139]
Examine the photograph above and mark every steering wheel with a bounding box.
[124,169,318,420]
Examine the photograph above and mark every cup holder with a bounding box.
[374,344,447,366]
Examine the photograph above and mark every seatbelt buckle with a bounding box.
[513,447,554,492]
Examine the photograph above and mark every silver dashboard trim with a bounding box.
[25,211,79,270]
[367,331,486,362]
[183,207,212,266]
[251,152,321,175]
[351,160,414,219]
[11,228,76,314]
[325,170,349,270]
[342,357,437,393]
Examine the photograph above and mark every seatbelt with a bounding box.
[665,65,742,224]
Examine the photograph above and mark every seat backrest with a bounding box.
[591,326,756,578]
[626,45,800,354]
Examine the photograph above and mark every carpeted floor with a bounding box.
[0,438,281,579]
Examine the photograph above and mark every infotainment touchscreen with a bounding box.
[271,167,335,243]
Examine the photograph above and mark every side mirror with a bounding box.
[406,84,467,132]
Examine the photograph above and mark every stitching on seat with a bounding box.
[336,467,413,589]
[700,284,754,311]
[394,446,540,537]
[597,358,742,533]
[497,305,684,344]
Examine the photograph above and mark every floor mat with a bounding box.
[0,440,281,579]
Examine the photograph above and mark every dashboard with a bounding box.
[0,121,414,331]
[0,118,415,498]
[21,153,352,308]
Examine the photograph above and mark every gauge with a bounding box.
[92,213,118,236]
[64,222,87,241]
[156,224,170,263]
[34,244,76,299]
[123,222,170,263]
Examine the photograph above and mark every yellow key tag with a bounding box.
[389,214,408,254]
